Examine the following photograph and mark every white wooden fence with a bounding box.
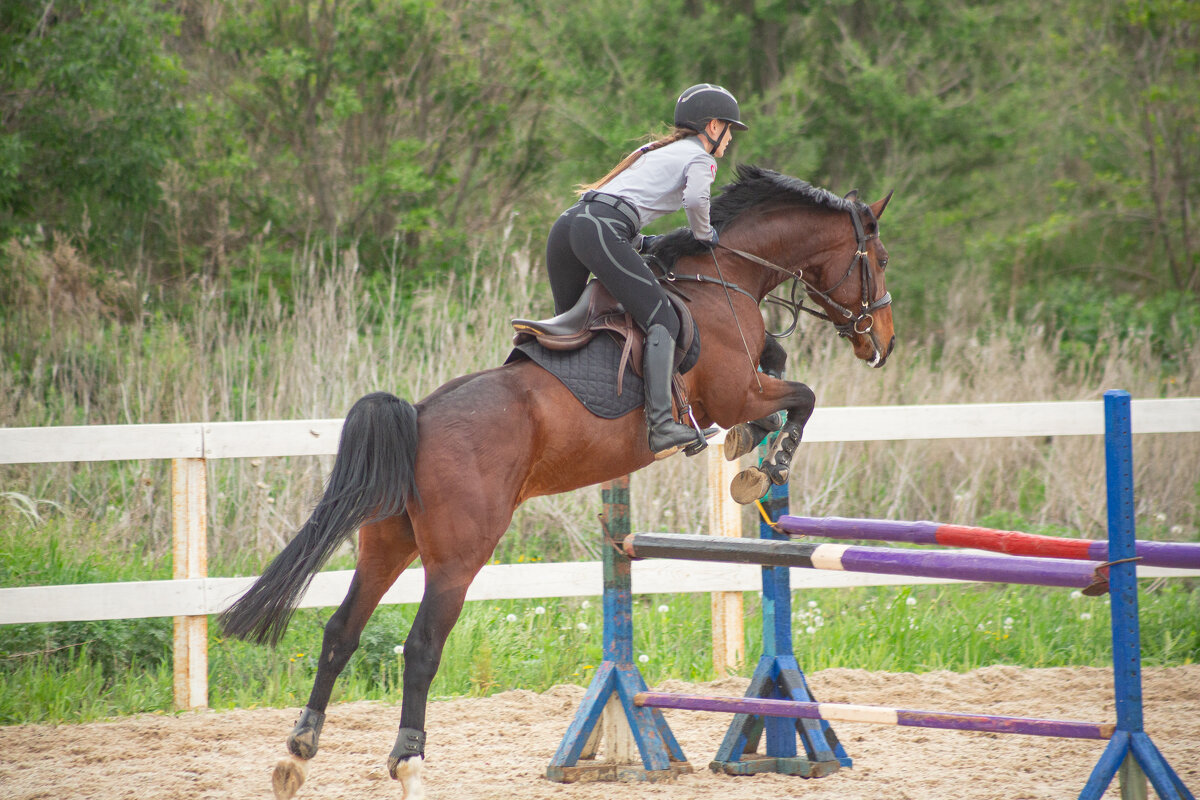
[2,398,1199,709]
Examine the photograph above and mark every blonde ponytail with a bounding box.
[577,128,694,194]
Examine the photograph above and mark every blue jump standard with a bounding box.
[707,479,850,776]
[1078,391,1194,800]
[547,448,850,781]
[545,475,692,782]
[547,392,1194,796]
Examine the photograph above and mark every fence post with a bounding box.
[172,457,208,709]
[707,441,744,676]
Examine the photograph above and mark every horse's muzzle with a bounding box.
[867,334,895,368]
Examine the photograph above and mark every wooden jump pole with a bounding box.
[621,533,1113,594]
[775,516,1200,569]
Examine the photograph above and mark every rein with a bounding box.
[657,205,891,343]
[722,205,891,341]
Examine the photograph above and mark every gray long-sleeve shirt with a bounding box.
[599,136,718,241]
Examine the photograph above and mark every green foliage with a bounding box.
[173,0,550,289]
[0,0,188,250]
[1,0,1196,343]
[0,511,173,684]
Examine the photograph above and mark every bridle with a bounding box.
[658,204,892,346]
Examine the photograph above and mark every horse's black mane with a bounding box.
[649,164,858,265]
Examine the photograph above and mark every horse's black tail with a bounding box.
[219,392,420,646]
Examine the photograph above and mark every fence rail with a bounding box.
[3,397,1199,709]
[5,399,1200,465]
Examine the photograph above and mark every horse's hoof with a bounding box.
[272,755,308,800]
[730,467,770,505]
[763,461,790,486]
[723,424,758,461]
[389,754,425,799]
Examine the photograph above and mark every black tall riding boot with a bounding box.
[643,324,702,454]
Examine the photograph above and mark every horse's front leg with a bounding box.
[726,377,815,505]
[723,335,789,461]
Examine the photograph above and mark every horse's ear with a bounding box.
[843,189,859,202]
[871,189,895,219]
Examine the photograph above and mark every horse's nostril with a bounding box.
[887,336,896,357]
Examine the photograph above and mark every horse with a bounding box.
[218,164,895,799]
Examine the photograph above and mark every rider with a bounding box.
[544,83,748,454]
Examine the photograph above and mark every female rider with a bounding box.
[544,83,748,454]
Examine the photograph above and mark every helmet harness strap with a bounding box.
[699,120,731,154]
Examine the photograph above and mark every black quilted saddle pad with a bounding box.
[507,333,643,419]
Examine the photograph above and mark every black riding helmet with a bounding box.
[674,84,749,133]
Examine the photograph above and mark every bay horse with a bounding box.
[219,165,894,799]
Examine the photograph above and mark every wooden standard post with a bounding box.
[707,441,744,676]
[172,457,208,710]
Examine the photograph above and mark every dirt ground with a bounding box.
[2,665,1197,800]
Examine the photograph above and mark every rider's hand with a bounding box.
[636,234,661,254]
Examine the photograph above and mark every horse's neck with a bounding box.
[732,209,846,296]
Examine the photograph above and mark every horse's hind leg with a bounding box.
[385,566,476,799]
[273,515,418,800]
[386,503,508,799]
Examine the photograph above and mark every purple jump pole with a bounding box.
[622,533,1111,594]
[775,516,1200,570]
[635,692,1116,741]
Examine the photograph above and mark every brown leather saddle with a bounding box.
[511,280,699,397]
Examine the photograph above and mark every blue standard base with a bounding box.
[545,659,692,783]
[709,653,850,777]
[1078,731,1195,800]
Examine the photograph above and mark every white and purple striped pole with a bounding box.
[622,533,1111,594]
[635,692,1114,740]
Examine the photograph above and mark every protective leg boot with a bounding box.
[643,324,702,454]
[723,412,785,461]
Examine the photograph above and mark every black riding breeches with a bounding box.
[545,198,680,341]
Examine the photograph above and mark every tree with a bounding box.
[1109,0,1198,291]
[184,0,552,278]
[0,1,187,252]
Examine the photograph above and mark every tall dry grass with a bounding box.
[2,241,1197,574]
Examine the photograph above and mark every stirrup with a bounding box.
[679,405,712,456]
